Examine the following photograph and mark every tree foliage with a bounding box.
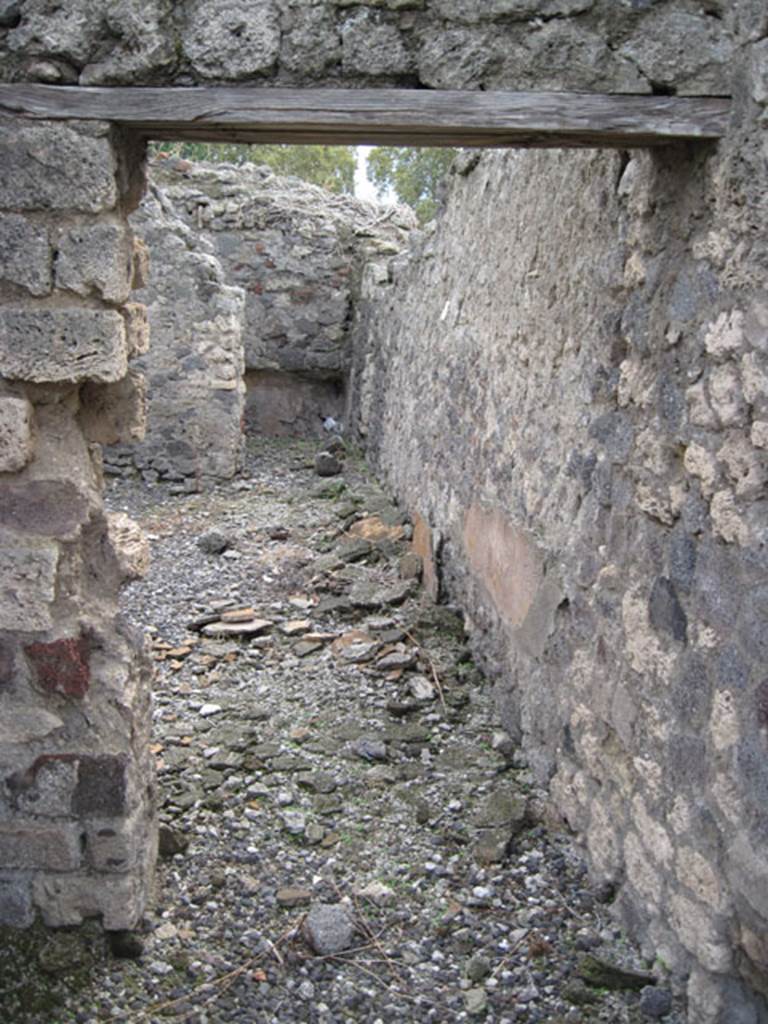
[366,147,458,223]
[149,141,356,195]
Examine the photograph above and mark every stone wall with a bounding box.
[348,9,768,1021]
[105,184,246,486]
[150,157,414,439]
[0,0,733,95]
[0,0,764,1004]
[0,117,156,930]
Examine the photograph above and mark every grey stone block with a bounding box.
[181,0,280,79]
[54,220,133,302]
[0,531,59,631]
[0,213,51,295]
[0,823,81,871]
[0,396,34,472]
[0,309,127,383]
[0,117,118,212]
[0,879,34,927]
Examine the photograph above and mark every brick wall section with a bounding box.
[348,10,768,1023]
[0,117,156,931]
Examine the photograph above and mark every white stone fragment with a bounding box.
[704,309,744,360]
[0,396,34,472]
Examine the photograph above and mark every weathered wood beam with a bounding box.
[0,84,730,149]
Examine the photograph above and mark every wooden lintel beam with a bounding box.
[0,84,730,149]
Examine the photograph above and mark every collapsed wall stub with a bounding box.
[105,183,247,487]
[146,157,414,442]
[0,4,764,1021]
[104,157,414,482]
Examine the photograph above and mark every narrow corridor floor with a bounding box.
[17,439,683,1023]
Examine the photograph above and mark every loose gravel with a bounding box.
[2,438,684,1024]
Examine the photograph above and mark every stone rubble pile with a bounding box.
[0,437,683,1023]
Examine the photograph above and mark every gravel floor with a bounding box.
[2,438,684,1024]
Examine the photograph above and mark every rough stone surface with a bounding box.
[0,6,762,1021]
[149,158,414,438]
[25,635,91,698]
[304,903,356,955]
[0,213,52,296]
[0,117,156,936]
[105,184,246,484]
[0,1,736,95]
[0,117,119,212]
[347,11,768,1017]
[0,309,128,384]
[54,219,134,303]
[0,395,34,472]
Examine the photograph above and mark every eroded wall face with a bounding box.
[0,0,734,96]
[0,118,156,930]
[148,159,413,439]
[105,185,247,486]
[349,20,768,1024]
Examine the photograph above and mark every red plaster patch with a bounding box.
[25,636,91,697]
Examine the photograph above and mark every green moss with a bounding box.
[0,921,105,1022]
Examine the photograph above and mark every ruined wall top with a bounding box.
[0,1,737,96]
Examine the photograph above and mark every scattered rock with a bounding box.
[197,530,231,554]
[220,606,257,623]
[562,977,601,1005]
[276,886,312,908]
[463,987,488,1016]
[315,452,342,477]
[297,771,337,794]
[408,675,435,702]
[465,953,492,982]
[398,551,423,580]
[639,985,673,1019]
[281,619,312,636]
[293,640,323,658]
[374,646,416,671]
[281,811,307,835]
[304,904,355,955]
[578,953,657,991]
[355,881,396,906]
[348,516,405,543]
[158,824,190,858]
[107,931,145,961]
[472,790,528,831]
[351,737,388,762]
[335,536,373,563]
[201,618,273,638]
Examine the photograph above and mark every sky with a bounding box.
[354,146,379,202]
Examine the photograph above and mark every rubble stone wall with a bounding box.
[0,0,764,1007]
[0,0,735,96]
[348,9,768,1021]
[105,185,247,487]
[0,116,156,931]
[147,159,414,441]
